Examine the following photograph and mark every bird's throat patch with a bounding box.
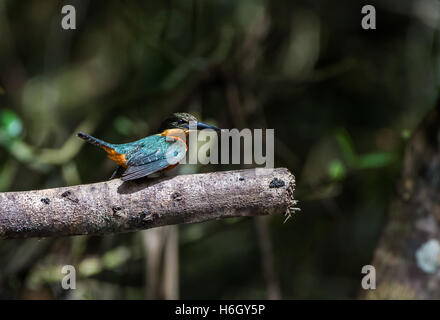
[159,130,188,151]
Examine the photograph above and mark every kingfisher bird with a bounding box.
[77,113,220,181]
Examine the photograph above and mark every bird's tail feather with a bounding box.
[77,132,112,149]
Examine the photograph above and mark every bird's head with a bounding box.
[159,112,220,133]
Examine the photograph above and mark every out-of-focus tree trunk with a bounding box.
[142,226,179,300]
[255,216,281,300]
[364,102,440,299]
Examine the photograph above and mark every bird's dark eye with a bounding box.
[178,119,185,124]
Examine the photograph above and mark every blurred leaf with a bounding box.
[79,257,102,277]
[114,116,134,136]
[62,161,82,186]
[0,160,18,191]
[328,159,346,181]
[401,129,411,140]
[182,224,205,243]
[102,246,131,269]
[27,264,64,289]
[0,109,23,141]
[8,140,35,162]
[356,152,395,169]
[335,128,357,166]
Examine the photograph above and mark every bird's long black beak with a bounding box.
[197,122,221,131]
[185,121,221,131]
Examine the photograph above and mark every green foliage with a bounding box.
[113,116,135,137]
[330,128,396,181]
[356,152,395,169]
[0,109,23,143]
[328,159,346,181]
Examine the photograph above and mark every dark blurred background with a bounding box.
[0,0,438,299]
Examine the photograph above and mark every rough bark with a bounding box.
[0,168,297,240]
[364,103,440,299]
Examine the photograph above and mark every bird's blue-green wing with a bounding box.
[121,136,186,181]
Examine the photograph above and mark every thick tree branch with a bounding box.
[0,168,297,239]
[364,102,440,299]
